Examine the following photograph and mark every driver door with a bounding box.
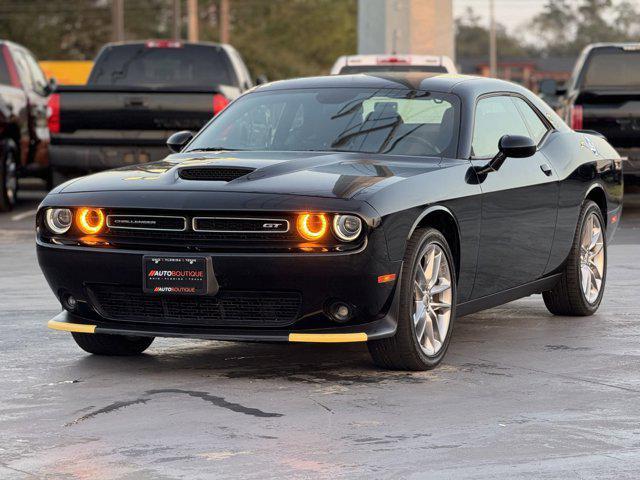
[470,94,559,298]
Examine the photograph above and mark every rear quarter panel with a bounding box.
[544,130,622,273]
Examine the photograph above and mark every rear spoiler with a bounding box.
[576,129,606,139]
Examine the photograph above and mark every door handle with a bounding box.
[540,163,553,176]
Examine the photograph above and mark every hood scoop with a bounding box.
[178,166,255,182]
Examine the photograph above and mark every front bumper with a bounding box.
[37,237,402,341]
[47,310,397,342]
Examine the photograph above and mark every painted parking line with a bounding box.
[11,209,37,221]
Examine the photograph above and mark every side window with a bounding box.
[471,96,530,158]
[23,51,48,95]
[512,97,549,144]
[11,49,33,91]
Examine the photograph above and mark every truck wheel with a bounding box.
[368,228,457,370]
[543,200,606,316]
[0,139,18,212]
[71,332,154,356]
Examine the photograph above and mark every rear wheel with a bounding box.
[368,228,457,370]
[543,200,606,316]
[0,139,18,212]
[71,332,154,356]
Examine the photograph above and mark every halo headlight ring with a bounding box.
[45,208,73,234]
[332,214,363,242]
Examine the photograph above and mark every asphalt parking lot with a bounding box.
[1,182,639,479]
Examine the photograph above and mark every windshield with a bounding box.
[581,48,640,89]
[89,44,236,87]
[188,88,459,157]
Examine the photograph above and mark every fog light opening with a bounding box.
[329,302,353,323]
[62,294,78,312]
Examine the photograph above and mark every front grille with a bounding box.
[87,285,301,327]
[178,167,255,181]
[192,217,289,233]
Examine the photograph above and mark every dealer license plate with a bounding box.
[143,256,217,295]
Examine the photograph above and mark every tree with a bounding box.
[455,6,531,59]
[530,0,640,56]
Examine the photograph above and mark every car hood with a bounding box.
[57,151,444,200]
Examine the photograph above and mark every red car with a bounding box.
[0,40,55,211]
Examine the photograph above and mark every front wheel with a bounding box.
[71,332,154,356]
[368,227,457,370]
[543,200,606,316]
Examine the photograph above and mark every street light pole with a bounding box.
[188,0,199,42]
[173,0,181,40]
[220,0,230,44]
[111,0,125,42]
[489,0,497,77]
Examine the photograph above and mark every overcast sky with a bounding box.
[453,0,640,33]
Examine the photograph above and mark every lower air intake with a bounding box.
[87,285,301,327]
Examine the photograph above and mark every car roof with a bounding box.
[255,72,527,96]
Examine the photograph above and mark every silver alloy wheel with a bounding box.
[579,212,605,304]
[413,243,452,356]
[4,148,17,204]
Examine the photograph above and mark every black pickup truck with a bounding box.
[557,43,640,180]
[48,41,256,184]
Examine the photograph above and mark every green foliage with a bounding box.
[0,0,356,80]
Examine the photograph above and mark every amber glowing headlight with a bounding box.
[76,207,105,234]
[45,208,73,234]
[296,213,328,241]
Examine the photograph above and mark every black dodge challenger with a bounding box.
[37,73,623,370]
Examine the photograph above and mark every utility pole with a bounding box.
[187,0,199,42]
[220,0,230,44]
[111,0,125,42]
[489,0,497,77]
[173,0,181,40]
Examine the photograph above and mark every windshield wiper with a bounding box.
[185,147,246,152]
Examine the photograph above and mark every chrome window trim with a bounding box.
[192,217,291,234]
[106,215,187,232]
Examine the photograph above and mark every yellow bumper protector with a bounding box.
[288,332,367,343]
[48,320,96,334]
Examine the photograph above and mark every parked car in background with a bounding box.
[555,43,640,181]
[330,54,457,75]
[0,40,54,210]
[48,41,258,185]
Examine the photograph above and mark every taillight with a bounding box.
[570,104,583,130]
[145,40,182,48]
[213,93,229,116]
[47,93,60,134]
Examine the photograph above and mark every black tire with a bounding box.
[71,332,154,356]
[368,227,457,370]
[543,200,606,316]
[0,138,18,212]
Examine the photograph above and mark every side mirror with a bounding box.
[556,83,567,96]
[255,74,268,85]
[477,135,536,175]
[499,134,537,158]
[166,130,194,153]
[45,77,58,95]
